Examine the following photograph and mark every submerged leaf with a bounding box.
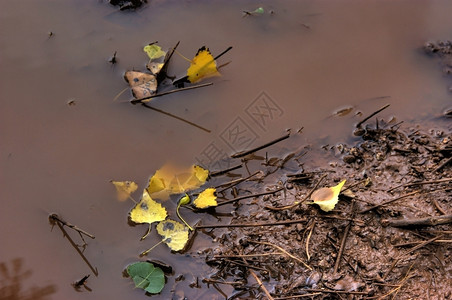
[156,219,189,251]
[130,190,167,224]
[193,188,217,209]
[146,164,209,200]
[186,47,220,83]
[126,262,165,294]
[111,180,138,201]
[310,180,346,212]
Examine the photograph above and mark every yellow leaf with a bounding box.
[124,71,157,99]
[130,190,167,224]
[193,188,217,209]
[310,180,346,212]
[146,164,209,200]
[186,47,220,83]
[111,180,138,201]
[156,219,189,251]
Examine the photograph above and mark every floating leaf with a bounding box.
[143,44,166,60]
[124,71,157,99]
[126,262,165,294]
[156,219,189,251]
[111,180,138,201]
[130,190,167,224]
[253,7,265,14]
[144,44,167,76]
[193,188,217,209]
[186,47,220,83]
[146,164,209,200]
[310,180,346,212]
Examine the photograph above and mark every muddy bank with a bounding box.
[197,119,451,299]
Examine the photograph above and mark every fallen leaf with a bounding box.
[186,47,220,83]
[124,71,157,98]
[126,261,165,294]
[310,180,346,212]
[144,44,166,76]
[111,180,138,201]
[130,190,167,224]
[156,219,189,251]
[193,188,217,209]
[144,44,166,60]
[146,164,209,200]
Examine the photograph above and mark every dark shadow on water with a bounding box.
[0,258,56,300]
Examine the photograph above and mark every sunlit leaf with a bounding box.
[111,180,138,201]
[124,71,157,99]
[310,180,346,212]
[126,262,165,294]
[146,164,209,200]
[186,47,220,83]
[193,188,217,209]
[130,190,167,224]
[156,219,189,251]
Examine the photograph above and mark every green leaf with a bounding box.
[143,44,166,60]
[127,262,165,294]
[254,7,264,14]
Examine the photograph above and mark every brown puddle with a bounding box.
[1,0,451,299]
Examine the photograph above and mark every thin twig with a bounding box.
[231,132,291,158]
[302,289,368,295]
[383,235,443,280]
[196,218,308,229]
[333,200,356,274]
[222,258,268,272]
[216,171,261,193]
[432,199,447,215]
[433,156,452,172]
[359,190,420,214]
[388,177,452,192]
[49,214,95,239]
[356,103,390,128]
[305,221,315,261]
[141,102,211,133]
[202,278,244,286]
[265,175,327,211]
[274,293,322,299]
[247,262,274,300]
[131,82,213,104]
[52,221,98,276]
[209,164,243,177]
[393,240,452,247]
[250,241,312,270]
[216,187,284,207]
[214,252,284,259]
[381,215,452,227]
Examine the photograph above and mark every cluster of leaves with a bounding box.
[124,42,231,103]
[112,164,218,249]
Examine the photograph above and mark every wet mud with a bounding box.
[199,120,451,299]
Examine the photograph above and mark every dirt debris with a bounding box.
[197,121,451,299]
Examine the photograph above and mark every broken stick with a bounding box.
[381,215,452,227]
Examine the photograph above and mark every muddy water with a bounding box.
[1,1,451,299]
